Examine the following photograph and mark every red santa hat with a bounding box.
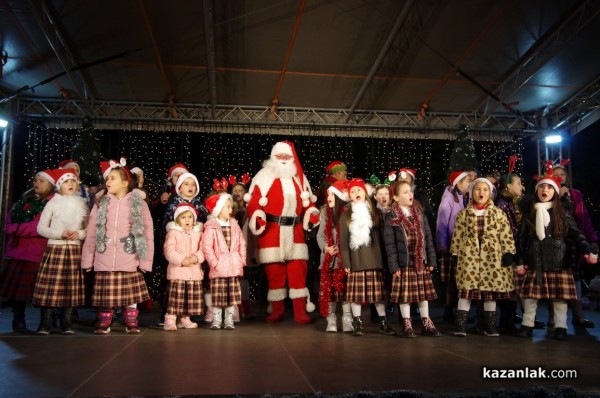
[398,168,416,181]
[175,172,200,198]
[449,171,469,188]
[325,160,347,175]
[36,169,56,186]
[53,168,78,190]
[173,203,198,221]
[468,177,495,199]
[130,166,143,175]
[347,178,367,195]
[58,159,78,171]
[271,141,313,207]
[205,193,232,218]
[327,179,349,202]
[168,163,189,179]
[100,158,130,182]
[535,173,562,193]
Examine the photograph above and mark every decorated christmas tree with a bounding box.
[72,116,102,186]
[447,124,478,176]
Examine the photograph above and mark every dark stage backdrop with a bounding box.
[11,122,526,211]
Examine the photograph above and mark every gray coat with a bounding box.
[339,208,384,272]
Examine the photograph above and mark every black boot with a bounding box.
[518,325,533,338]
[454,310,468,337]
[352,316,364,336]
[483,311,499,337]
[61,307,75,334]
[36,308,53,335]
[378,316,397,336]
[11,300,27,332]
[554,327,567,341]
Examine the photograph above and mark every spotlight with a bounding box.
[545,134,562,144]
[0,119,8,128]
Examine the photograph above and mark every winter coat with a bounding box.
[339,206,384,272]
[450,203,515,292]
[566,188,598,244]
[81,189,154,272]
[164,221,205,281]
[436,186,465,252]
[516,210,592,273]
[202,218,246,279]
[37,194,88,245]
[384,209,437,274]
[3,196,51,262]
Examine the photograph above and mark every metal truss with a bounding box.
[15,97,525,140]
[549,74,600,135]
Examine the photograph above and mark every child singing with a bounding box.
[384,181,441,338]
[163,203,205,331]
[202,193,247,330]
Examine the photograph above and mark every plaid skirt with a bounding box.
[439,252,457,283]
[92,271,150,308]
[0,259,40,301]
[32,244,85,307]
[518,270,577,300]
[210,277,242,307]
[167,280,204,316]
[458,289,512,301]
[390,267,438,304]
[346,269,386,304]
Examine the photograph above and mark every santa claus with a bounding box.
[245,141,320,323]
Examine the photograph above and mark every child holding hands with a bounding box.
[163,203,205,331]
[202,193,247,330]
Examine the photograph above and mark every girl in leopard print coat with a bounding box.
[450,178,516,338]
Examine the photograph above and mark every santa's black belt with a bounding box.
[265,213,302,226]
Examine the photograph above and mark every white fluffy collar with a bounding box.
[166,221,202,233]
[349,201,373,250]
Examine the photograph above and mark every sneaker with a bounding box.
[342,314,354,333]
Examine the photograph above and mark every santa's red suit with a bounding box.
[245,141,319,323]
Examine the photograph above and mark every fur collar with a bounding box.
[166,221,202,232]
[349,201,372,250]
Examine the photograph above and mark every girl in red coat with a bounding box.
[202,193,247,330]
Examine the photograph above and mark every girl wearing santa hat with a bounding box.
[450,178,516,337]
[81,160,154,334]
[339,178,396,336]
[33,168,88,334]
[0,169,55,332]
[317,179,352,333]
[202,193,247,330]
[384,180,441,338]
[516,172,597,340]
[163,203,205,331]
[436,170,473,324]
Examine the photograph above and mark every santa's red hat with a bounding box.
[205,193,232,218]
[36,169,56,186]
[53,168,78,190]
[325,160,347,175]
[168,163,189,179]
[347,178,367,195]
[535,173,562,193]
[327,179,349,202]
[449,171,469,187]
[173,203,198,221]
[58,159,78,171]
[175,172,200,198]
[398,168,416,181]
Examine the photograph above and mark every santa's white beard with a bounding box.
[349,201,373,250]
[265,157,297,179]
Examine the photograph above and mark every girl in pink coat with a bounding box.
[81,160,154,334]
[202,193,247,330]
[163,203,205,331]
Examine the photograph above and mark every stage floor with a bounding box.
[1,302,599,397]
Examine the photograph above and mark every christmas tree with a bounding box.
[72,116,102,186]
[447,124,478,176]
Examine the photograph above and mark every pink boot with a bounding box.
[124,308,140,334]
[265,300,285,323]
[293,298,311,324]
[95,309,114,334]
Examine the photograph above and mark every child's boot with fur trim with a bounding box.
[95,308,114,335]
[164,314,177,331]
[178,316,198,329]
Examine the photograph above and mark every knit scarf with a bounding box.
[319,206,346,317]
[534,202,553,241]
[95,190,147,260]
[348,201,372,250]
[389,202,425,269]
